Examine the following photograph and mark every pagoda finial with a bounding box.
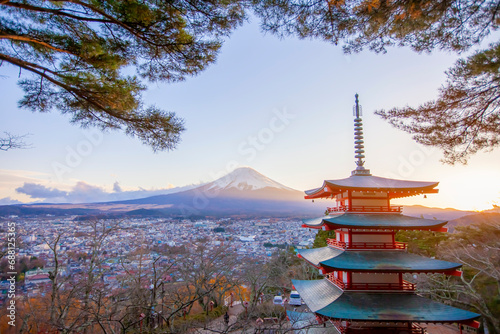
[355,93,360,118]
[352,94,371,176]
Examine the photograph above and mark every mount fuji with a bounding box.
[110,167,320,216]
[206,167,295,192]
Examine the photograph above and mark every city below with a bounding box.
[0,215,315,301]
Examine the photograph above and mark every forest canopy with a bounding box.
[1,0,499,161]
[0,0,246,151]
[252,0,500,163]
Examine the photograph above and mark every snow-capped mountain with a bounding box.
[3,167,323,217]
[206,167,295,191]
[103,167,319,216]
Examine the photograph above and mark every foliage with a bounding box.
[254,0,498,53]
[0,255,45,279]
[395,229,448,257]
[16,224,245,333]
[253,0,500,163]
[243,303,286,321]
[0,0,246,151]
[377,43,500,164]
[240,247,303,309]
[416,222,500,333]
[171,305,228,331]
[312,229,335,248]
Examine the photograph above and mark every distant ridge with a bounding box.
[402,205,474,221]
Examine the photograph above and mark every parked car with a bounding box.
[273,295,283,305]
[288,291,303,306]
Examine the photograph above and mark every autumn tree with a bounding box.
[253,0,500,163]
[240,259,273,308]
[176,242,239,313]
[240,247,304,310]
[416,222,500,333]
[0,0,246,151]
[19,219,123,333]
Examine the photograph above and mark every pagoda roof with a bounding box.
[292,279,480,323]
[296,246,343,267]
[297,247,461,273]
[305,175,438,199]
[302,213,447,231]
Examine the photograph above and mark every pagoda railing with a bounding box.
[326,274,346,289]
[326,274,415,291]
[332,320,347,334]
[348,280,415,291]
[327,205,402,213]
[332,324,426,334]
[327,239,407,250]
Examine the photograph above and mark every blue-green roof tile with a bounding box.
[292,279,480,322]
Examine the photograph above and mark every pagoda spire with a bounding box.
[352,93,371,176]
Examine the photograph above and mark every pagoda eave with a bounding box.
[305,188,439,200]
[292,279,480,324]
[302,214,448,231]
[301,223,323,229]
[297,247,462,274]
[389,188,439,199]
[322,223,448,232]
[304,176,440,199]
[321,267,461,274]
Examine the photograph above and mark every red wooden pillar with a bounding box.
[348,191,352,211]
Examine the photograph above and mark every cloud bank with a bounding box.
[0,197,24,205]
[15,181,200,204]
[16,183,68,199]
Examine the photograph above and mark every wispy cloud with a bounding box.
[0,169,51,187]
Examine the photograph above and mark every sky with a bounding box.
[1,19,500,211]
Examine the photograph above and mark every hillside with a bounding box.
[446,212,500,232]
[401,205,473,221]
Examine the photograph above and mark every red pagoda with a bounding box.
[291,94,480,334]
